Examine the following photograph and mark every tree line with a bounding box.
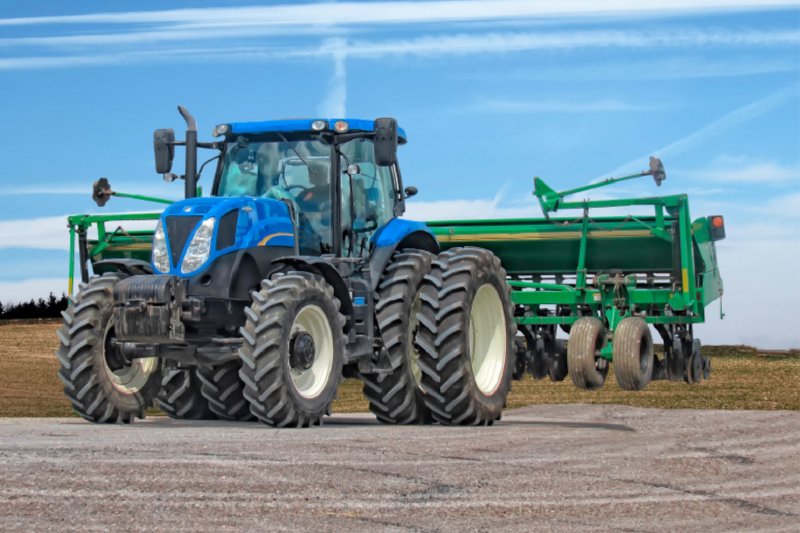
[0,293,69,320]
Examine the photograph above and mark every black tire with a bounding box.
[612,317,654,391]
[685,340,703,385]
[567,317,608,391]
[512,338,528,381]
[239,272,346,427]
[196,360,253,420]
[360,249,434,424]
[157,368,216,420]
[56,273,162,423]
[549,339,568,382]
[416,247,516,426]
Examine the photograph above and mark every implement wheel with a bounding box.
[567,317,608,391]
[56,273,161,423]
[157,368,216,420]
[197,360,254,421]
[416,247,516,426]
[239,272,345,427]
[612,317,654,391]
[361,249,435,425]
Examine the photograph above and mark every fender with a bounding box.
[272,256,354,332]
[368,219,440,291]
[93,258,154,276]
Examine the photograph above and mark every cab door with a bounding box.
[340,139,400,258]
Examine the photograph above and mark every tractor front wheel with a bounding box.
[157,368,216,420]
[238,272,346,427]
[56,273,161,423]
[197,360,254,421]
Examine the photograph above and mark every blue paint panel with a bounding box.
[230,118,407,143]
[155,196,294,277]
[372,218,434,248]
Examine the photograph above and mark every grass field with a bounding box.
[1,318,797,418]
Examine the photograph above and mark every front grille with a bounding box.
[216,209,239,251]
[166,215,202,268]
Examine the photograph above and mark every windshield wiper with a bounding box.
[277,133,316,175]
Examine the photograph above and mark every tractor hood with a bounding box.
[156,196,294,277]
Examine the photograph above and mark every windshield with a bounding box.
[217,137,331,198]
[217,137,333,254]
[214,135,399,257]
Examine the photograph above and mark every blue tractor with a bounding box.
[58,107,452,427]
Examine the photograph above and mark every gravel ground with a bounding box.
[0,404,798,533]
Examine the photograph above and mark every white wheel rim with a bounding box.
[469,284,506,395]
[290,304,334,399]
[407,291,423,387]
[102,317,158,394]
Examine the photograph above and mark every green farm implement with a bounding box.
[59,107,724,427]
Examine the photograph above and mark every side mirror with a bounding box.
[154,128,175,174]
[404,186,418,198]
[373,117,398,167]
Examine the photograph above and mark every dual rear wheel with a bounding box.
[415,247,517,425]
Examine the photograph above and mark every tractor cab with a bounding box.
[209,119,410,258]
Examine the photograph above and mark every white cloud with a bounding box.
[488,56,800,82]
[1,1,796,29]
[687,155,800,183]
[755,191,800,218]
[0,214,160,250]
[474,99,657,113]
[0,278,68,304]
[603,83,800,178]
[0,184,184,197]
[0,28,796,71]
[705,237,800,349]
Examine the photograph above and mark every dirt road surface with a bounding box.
[1,404,797,533]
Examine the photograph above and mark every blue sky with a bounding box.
[0,0,798,347]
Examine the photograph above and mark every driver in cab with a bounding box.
[296,159,330,213]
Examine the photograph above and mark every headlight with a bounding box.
[181,217,215,274]
[152,219,170,273]
[212,124,229,137]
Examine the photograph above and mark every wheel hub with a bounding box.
[290,332,316,371]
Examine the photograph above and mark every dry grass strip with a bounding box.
[1,319,797,418]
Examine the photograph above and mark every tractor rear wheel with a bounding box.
[56,272,161,423]
[416,247,516,426]
[197,360,253,421]
[612,317,654,391]
[360,249,435,424]
[239,272,346,427]
[157,368,216,420]
[567,317,608,390]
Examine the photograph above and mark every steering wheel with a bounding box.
[285,184,310,194]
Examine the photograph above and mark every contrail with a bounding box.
[602,83,800,178]
[317,39,348,117]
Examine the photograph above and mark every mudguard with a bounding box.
[368,219,439,290]
[272,256,354,331]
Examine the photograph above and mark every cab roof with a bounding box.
[228,118,407,143]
